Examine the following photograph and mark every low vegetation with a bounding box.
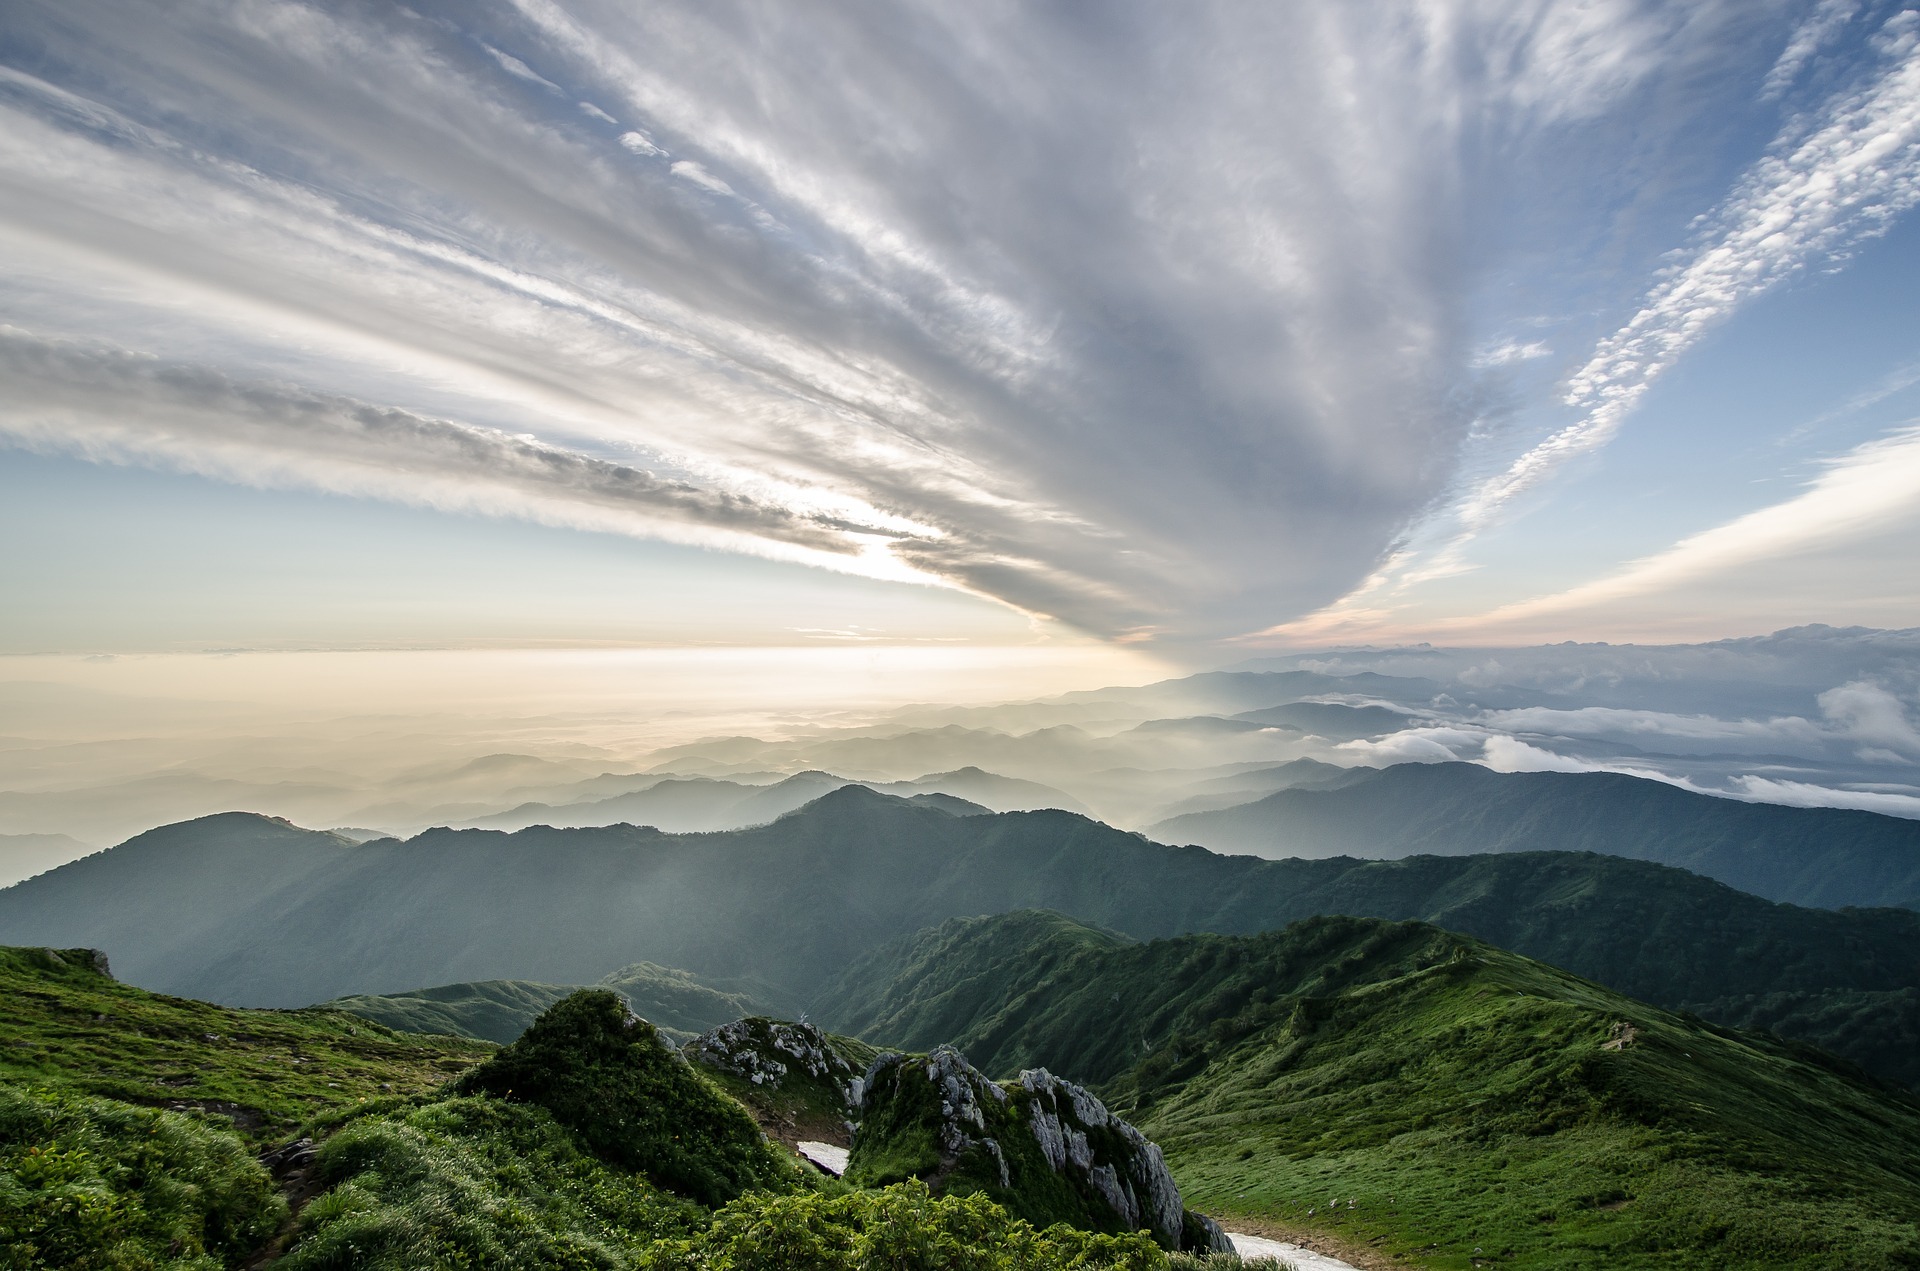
[827,912,1920,1269]
[0,946,490,1144]
[451,990,799,1207]
[0,1084,285,1270]
[1,951,1168,1269]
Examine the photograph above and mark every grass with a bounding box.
[451,991,801,1208]
[1131,934,1920,1269]
[0,1083,286,1270]
[824,911,1920,1268]
[0,947,491,1145]
[277,1096,700,1271]
[3,952,1181,1269]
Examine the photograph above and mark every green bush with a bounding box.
[0,1082,285,1271]
[648,1179,1166,1270]
[452,991,797,1207]
[280,1097,700,1271]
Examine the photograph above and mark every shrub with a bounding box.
[0,1082,285,1270]
[453,991,797,1207]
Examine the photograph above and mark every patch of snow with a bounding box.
[795,1140,848,1176]
[1227,1231,1360,1271]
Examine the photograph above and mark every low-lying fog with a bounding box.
[3,626,1916,879]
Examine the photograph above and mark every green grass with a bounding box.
[825,912,1920,1268]
[2,952,1180,1269]
[0,947,492,1145]
[646,1179,1166,1270]
[277,1096,700,1270]
[324,980,582,1047]
[451,991,803,1208]
[1130,933,1920,1269]
[0,1084,286,1270]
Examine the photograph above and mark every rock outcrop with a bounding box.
[687,1017,866,1108]
[684,1016,879,1149]
[851,1045,1227,1253]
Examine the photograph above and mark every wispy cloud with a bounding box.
[1459,11,1920,533]
[1762,0,1860,100]
[0,330,904,566]
[1461,422,1920,626]
[0,0,1879,642]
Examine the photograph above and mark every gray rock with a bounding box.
[854,1049,1215,1252]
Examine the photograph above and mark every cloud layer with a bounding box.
[0,0,1898,641]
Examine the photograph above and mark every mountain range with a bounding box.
[5,786,1918,1087]
[1152,761,1920,909]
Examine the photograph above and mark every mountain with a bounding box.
[819,912,1920,1268]
[324,978,583,1044]
[0,831,95,887]
[1228,701,1414,739]
[6,789,1919,1086]
[0,812,356,988]
[1152,760,1920,909]
[464,767,1083,833]
[461,771,841,832]
[0,948,1163,1270]
[870,766,1091,815]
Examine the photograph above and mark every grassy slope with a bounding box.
[1149,946,1920,1270]
[0,946,490,1145]
[325,962,767,1048]
[1,950,1165,1270]
[827,912,1920,1269]
[324,979,580,1045]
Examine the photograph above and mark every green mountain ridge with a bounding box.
[822,911,1920,1269]
[1151,761,1920,909]
[4,788,1918,1087]
[0,946,1180,1270]
[326,962,770,1045]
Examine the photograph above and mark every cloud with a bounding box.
[1335,725,1484,765]
[1471,339,1552,369]
[0,0,1850,640]
[1482,704,1829,746]
[1762,0,1860,100]
[1457,13,1920,532]
[1819,679,1920,754]
[1454,424,1920,629]
[1479,735,1609,773]
[1727,774,1920,817]
[0,329,897,565]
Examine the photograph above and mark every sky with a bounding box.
[2,0,1920,671]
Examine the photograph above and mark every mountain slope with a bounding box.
[326,962,769,1046]
[825,912,1920,1268]
[1152,761,1920,908]
[0,831,96,887]
[0,812,356,987]
[0,949,1160,1271]
[7,789,1919,1087]
[0,945,490,1143]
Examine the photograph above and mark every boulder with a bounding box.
[851,1045,1222,1252]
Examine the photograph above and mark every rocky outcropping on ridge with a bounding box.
[851,1044,1229,1253]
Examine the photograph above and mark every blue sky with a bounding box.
[2,0,1919,663]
